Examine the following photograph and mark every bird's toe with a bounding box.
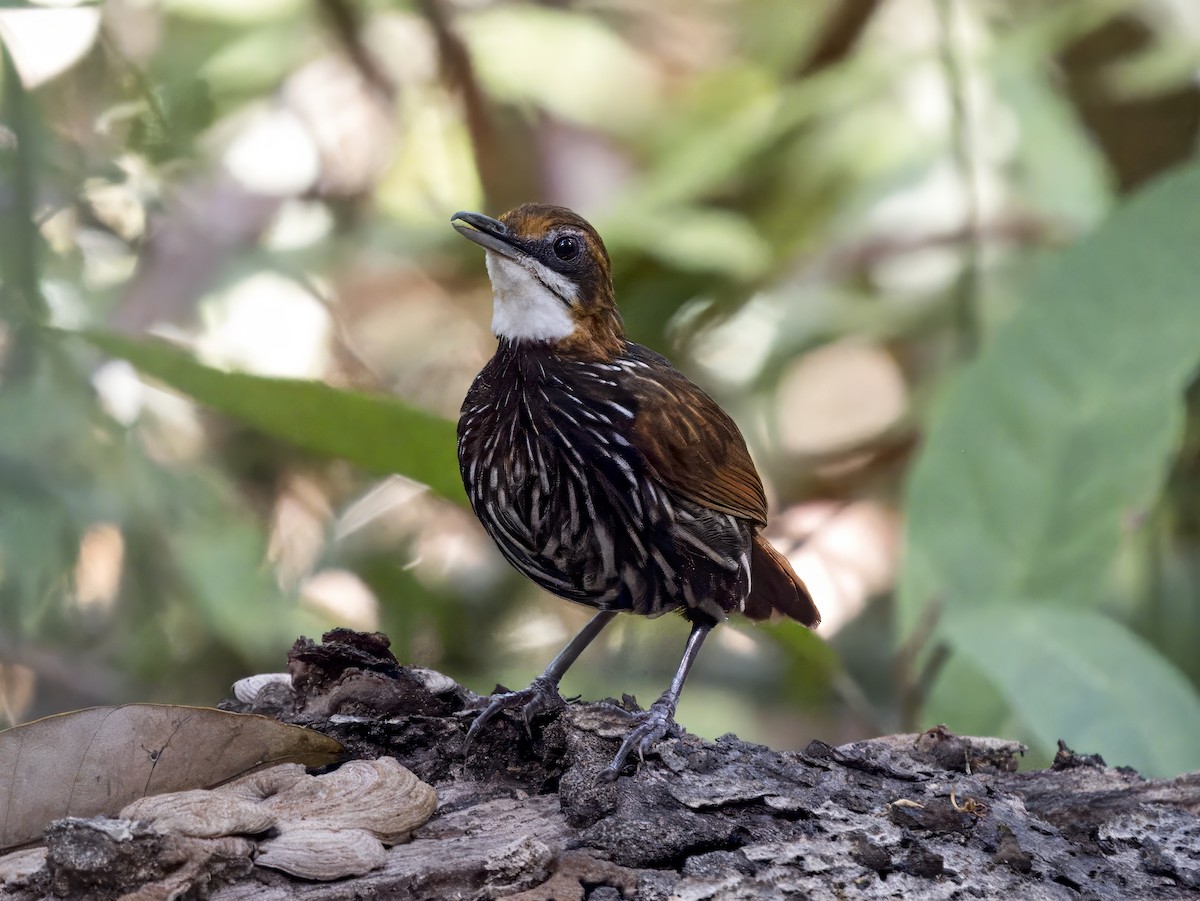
[602,697,678,777]
[464,677,565,750]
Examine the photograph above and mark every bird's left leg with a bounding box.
[600,619,712,780]
[466,609,617,748]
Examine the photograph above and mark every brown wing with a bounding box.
[626,354,768,527]
[622,346,820,628]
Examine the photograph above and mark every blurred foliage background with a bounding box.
[1,0,1199,776]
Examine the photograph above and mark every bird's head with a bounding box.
[452,203,625,359]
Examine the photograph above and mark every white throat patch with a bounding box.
[485,252,577,343]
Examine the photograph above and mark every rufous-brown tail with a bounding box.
[744,533,821,627]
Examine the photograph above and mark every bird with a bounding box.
[451,203,819,778]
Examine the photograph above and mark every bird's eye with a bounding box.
[552,235,579,261]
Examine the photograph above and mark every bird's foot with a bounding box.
[598,693,679,781]
[464,676,564,749]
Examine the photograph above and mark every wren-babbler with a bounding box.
[452,203,820,778]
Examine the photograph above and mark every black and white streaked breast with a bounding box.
[457,341,752,624]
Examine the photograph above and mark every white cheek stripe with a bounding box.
[485,252,577,343]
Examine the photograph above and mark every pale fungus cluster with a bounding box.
[0,755,438,895]
[121,757,438,881]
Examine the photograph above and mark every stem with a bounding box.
[935,0,983,359]
[0,44,47,382]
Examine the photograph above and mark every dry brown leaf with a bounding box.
[0,704,342,849]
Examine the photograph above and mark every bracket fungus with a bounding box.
[120,756,437,883]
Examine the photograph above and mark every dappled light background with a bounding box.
[2,0,1200,772]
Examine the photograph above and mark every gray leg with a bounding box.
[539,609,618,683]
[465,610,618,748]
[600,620,713,780]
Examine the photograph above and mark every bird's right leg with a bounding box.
[465,609,617,747]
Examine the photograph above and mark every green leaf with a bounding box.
[606,206,771,280]
[75,330,465,505]
[897,163,1200,775]
[994,69,1110,230]
[161,0,302,24]
[899,162,1200,632]
[922,656,1014,743]
[760,620,839,707]
[0,1,102,7]
[173,511,326,658]
[461,5,659,132]
[942,607,1200,777]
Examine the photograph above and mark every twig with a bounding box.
[796,0,885,78]
[893,599,946,731]
[317,0,396,102]
[814,213,1065,283]
[417,0,501,204]
[289,268,389,391]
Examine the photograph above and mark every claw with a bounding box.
[598,694,678,780]
[464,676,564,751]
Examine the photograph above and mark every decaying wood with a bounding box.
[4,629,1200,900]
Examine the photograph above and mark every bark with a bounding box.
[12,630,1200,900]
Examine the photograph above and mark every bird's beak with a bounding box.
[451,211,521,260]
